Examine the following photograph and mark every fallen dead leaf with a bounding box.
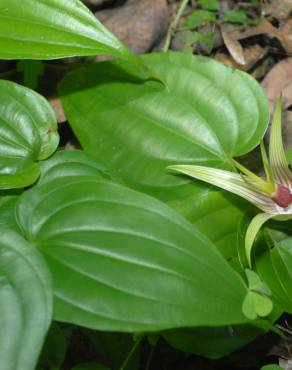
[220,25,245,65]
[222,19,281,41]
[281,18,292,54]
[215,44,267,71]
[95,0,168,53]
[265,0,292,20]
[262,58,292,110]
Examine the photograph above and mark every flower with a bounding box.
[168,97,292,267]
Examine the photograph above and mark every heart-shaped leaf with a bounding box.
[0,230,52,370]
[16,176,249,332]
[60,52,269,197]
[168,188,249,260]
[256,237,292,313]
[0,0,132,61]
[39,150,121,185]
[0,79,59,189]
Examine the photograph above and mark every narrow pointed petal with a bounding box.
[269,96,292,187]
[245,213,274,267]
[260,140,274,188]
[168,165,278,214]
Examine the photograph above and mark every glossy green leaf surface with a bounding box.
[163,325,263,359]
[0,80,59,189]
[0,194,21,231]
[60,52,269,197]
[256,237,292,313]
[0,230,52,370]
[168,188,249,260]
[39,150,121,185]
[16,176,249,332]
[0,0,132,61]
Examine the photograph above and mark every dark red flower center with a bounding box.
[272,184,292,208]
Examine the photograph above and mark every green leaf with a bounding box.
[0,79,59,189]
[163,324,264,359]
[60,52,269,198]
[0,230,53,370]
[245,213,274,267]
[16,60,44,89]
[39,150,121,185]
[223,10,248,24]
[0,193,21,231]
[168,188,249,260]
[256,237,292,313]
[198,0,219,11]
[72,363,110,370]
[38,323,67,369]
[0,0,132,62]
[261,365,284,370]
[16,176,249,332]
[182,10,216,30]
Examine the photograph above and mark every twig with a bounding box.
[163,0,189,52]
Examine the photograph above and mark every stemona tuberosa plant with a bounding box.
[169,97,292,267]
[0,1,291,370]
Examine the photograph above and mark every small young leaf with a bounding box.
[0,80,59,189]
[223,10,248,24]
[182,10,216,30]
[198,0,219,11]
[251,291,273,317]
[242,291,257,320]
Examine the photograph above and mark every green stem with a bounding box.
[163,0,189,52]
[119,337,141,370]
[145,343,156,370]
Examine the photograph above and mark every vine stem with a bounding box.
[163,0,189,52]
[119,337,142,370]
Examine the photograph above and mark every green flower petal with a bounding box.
[168,165,277,213]
[269,96,292,187]
[245,213,274,267]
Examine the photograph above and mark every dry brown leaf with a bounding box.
[215,45,266,71]
[49,97,66,124]
[262,58,292,111]
[221,25,245,65]
[95,0,168,53]
[222,20,281,41]
[266,0,292,20]
[280,18,292,54]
